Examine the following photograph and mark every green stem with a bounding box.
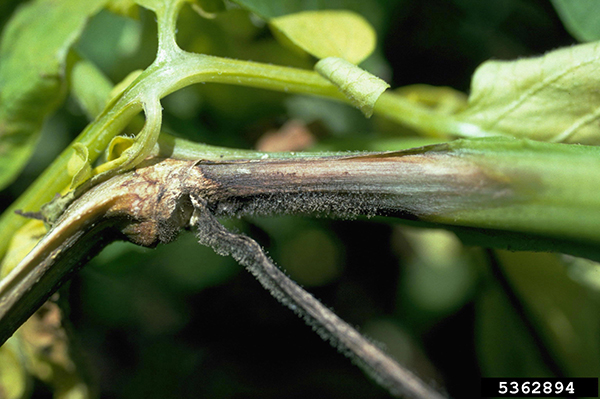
[374,93,501,139]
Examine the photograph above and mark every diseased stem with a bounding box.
[0,158,199,346]
[4,137,600,335]
[0,154,460,398]
[3,137,600,344]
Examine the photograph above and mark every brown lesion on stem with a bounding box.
[0,149,509,398]
[0,150,508,347]
[196,149,509,219]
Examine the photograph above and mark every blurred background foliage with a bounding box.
[1,0,599,398]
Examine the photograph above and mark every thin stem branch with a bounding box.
[374,94,501,139]
[190,194,446,399]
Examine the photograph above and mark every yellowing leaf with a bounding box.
[270,10,376,64]
[0,338,28,399]
[0,219,47,279]
[457,41,600,145]
[19,298,93,399]
[67,144,92,189]
[106,135,135,161]
[316,57,389,117]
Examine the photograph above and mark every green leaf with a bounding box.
[270,10,375,64]
[316,57,389,117]
[551,0,600,42]
[477,283,553,377]
[0,0,108,190]
[562,256,600,292]
[456,41,600,144]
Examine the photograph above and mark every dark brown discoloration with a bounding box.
[0,150,507,348]
[75,151,509,247]
[194,151,510,220]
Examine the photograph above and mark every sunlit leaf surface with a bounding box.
[457,41,600,144]
[0,0,107,189]
[271,10,375,64]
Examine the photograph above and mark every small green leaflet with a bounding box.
[316,57,389,117]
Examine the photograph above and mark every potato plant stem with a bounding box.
[3,138,600,345]
[0,52,485,260]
